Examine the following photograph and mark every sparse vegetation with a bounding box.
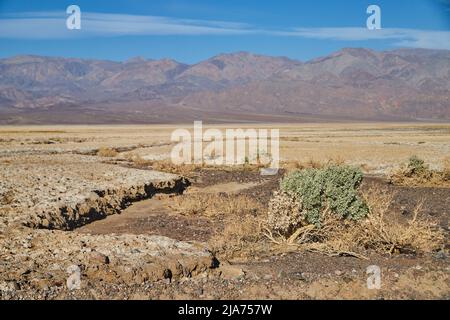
[171,193,263,218]
[298,187,445,256]
[443,157,450,181]
[210,214,263,258]
[358,187,444,254]
[126,154,202,176]
[391,155,450,187]
[181,164,444,259]
[170,192,265,257]
[406,155,429,176]
[125,154,265,177]
[97,147,118,157]
[281,157,345,173]
[2,124,449,299]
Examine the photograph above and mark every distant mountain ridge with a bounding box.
[0,48,449,124]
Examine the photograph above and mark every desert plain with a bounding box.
[0,122,449,299]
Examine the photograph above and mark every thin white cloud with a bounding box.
[0,11,257,38]
[82,12,256,35]
[277,27,450,50]
[0,11,449,50]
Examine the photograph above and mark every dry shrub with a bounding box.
[443,157,450,181]
[357,187,445,254]
[391,155,450,187]
[97,147,118,157]
[264,185,445,257]
[124,154,201,176]
[171,192,265,257]
[282,159,324,173]
[209,215,263,257]
[267,191,302,236]
[125,154,264,176]
[282,157,345,174]
[148,160,201,176]
[171,193,263,218]
[123,153,149,166]
[169,193,208,215]
[282,161,304,173]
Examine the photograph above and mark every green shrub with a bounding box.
[280,165,368,226]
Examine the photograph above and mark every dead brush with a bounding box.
[97,147,118,157]
[170,192,266,257]
[209,214,264,258]
[443,157,450,181]
[282,157,346,173]
[390,155,450,187]
[124,154,202,176]
[125,154,264,176]
[263,207,368,259]
[282,158,324,172]
[358,187,445,254]
[148,160,201,176]
[170,193,264,218]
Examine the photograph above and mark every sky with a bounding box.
[0,0,449,63]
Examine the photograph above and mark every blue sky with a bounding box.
[0,0,449,63]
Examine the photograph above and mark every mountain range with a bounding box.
[0,48,449,124]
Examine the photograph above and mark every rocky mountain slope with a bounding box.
[0,48,449,123]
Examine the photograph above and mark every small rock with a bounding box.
[291,272,307,281]
[434,251,447,260]
[400,206,409,216]
[163,268,172,282]
[0,281,19,293]
[263,274,272,280]
[196,288,204,296]
[219,265,245,280]
[88,251,109,265]
[41,219,50,228]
